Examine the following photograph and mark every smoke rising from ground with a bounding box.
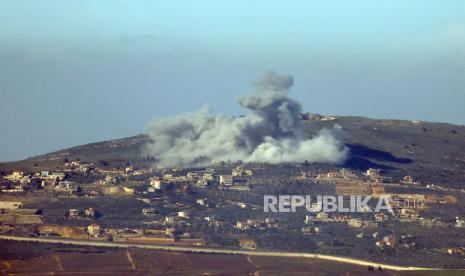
[146,72,349,167]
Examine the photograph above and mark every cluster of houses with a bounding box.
[304,213,380,229]
[3,161,464,255]
[146,166,253,192]
[235,218,278,230]
[67,207,96,219]
[2,168,79,193]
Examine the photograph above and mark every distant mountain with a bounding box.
[1,116,464,187]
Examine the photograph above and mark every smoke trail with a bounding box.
[145,72,348,167]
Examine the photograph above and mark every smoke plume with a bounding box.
[146,72,348,167]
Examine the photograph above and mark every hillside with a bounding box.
[1,116,464,187]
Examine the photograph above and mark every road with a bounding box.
[0,235,439,271]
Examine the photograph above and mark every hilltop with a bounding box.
[1,116,464,187]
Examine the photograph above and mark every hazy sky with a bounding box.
[1,0,465,161]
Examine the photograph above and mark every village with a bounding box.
[1,159,465,266]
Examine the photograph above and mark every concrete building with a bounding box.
[4,171,24,181]
[232,167,252,177]
[219,175,233,186]
[68,209,80,218]
[87,223,101,237]
[196,198,207,206]
[366,168,380,177]
[56,180,75,191]
[239,239,257,250]
[178,210,189,218]
[85,208,95,217]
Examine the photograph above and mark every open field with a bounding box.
[2,236,464,275]
[1,239,464,275]
[0,240,388,275]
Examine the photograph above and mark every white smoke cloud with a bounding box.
[146,72,349,167]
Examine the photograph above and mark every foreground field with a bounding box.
[1,240,463,275]
[0,248,385,275]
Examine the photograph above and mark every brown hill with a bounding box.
[1,116,464,187]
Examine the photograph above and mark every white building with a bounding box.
[178,210,189,218]
[366,168,380,177]
[219,175,233,186]
[4,171,24,181]
[150,178,164,190]
[455,217,465,228]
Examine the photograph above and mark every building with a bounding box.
[0,201,22,210]
[68,209,80,218]
[4,171,24,182]
[383,235,396,246]
[196,178,209,187]
[103,175,124,185]
[399,208,420,219]
[122,187,134,194]
[236,221,248,229]
[366,168,380,177]
[204,216,215,222]
[340,168,358,179]
[20,176,31,185]
[142,208,158,216]
[302,226,321,235]
[455,217,465,228]
[79,164,92,173]
[232,167,252,177]
[87,223,101,237]
[178,211,189,218]
[85,208,95,217]
[163,173,173,180]
[40,171,50,178]
[300,112,331,121]
[239,239,257,250]
[403,175,413,183]
[165,215,178,224]
[235,219,262,229]
[56,180,75,191]
[375,213,388,222]
[316,212,329,220]
[390,194,425,209]
[347,218,363,228]
[50,172,66,180]
[149,178,162,189]
[219,175,233,186]
[196,198,207,206]
[327,172,339,178]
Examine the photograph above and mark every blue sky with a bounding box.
[1,0,465,161]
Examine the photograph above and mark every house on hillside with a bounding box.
[239,239,257,250]
[87,223,101,237]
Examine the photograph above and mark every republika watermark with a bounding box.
[264,195,393,213]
